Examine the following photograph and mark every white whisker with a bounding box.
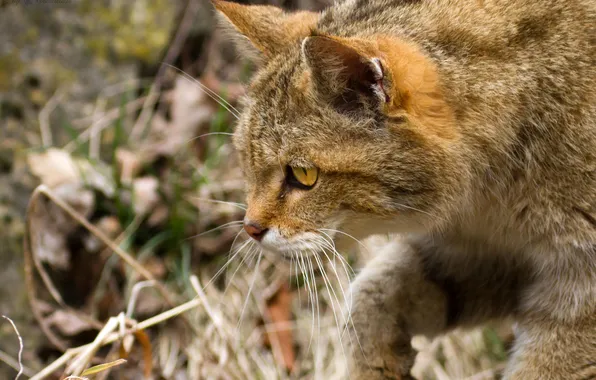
[319,228,370,258]
[237,249,263,330]
[186,131,235,144]
[315,233,368,372]
[293,252,302,316]
[224,242,257,295]
[393,201,443,220]
[185,220,244,240]
[191,197,247,211]
[306,253,322,377]
[163,63,241,119]
[203,236,250,289]
[300,252,316,356]
[316,232,357,277]
[312,251,349,374]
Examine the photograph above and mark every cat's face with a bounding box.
[215,1,466,254]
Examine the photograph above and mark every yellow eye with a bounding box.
[290,166,319,188]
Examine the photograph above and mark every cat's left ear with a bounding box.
[213,0,318,61]
[302,35,389,113]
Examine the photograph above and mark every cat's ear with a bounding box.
[213,0,318,61]
[301,35,389,112]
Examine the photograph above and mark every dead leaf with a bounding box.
[133,288,166,318]
[118,330,153,378]
[133,176,160,216]
[84,216,122,253]
[28,148,79,188]
[134,329,153,378]
[116,148,141,186]
[80,358,127,377]
[29,183,94,270]
[46,310,96,336]
[147,204,168,226]
[27,148,115,196]
[139,76,212,161]
[264,282,295,372]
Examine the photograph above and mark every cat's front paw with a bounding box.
[348,362,415,380]
[345,296,416,380]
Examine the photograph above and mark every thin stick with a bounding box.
[30,297,203,380]
[39,88,66,147]
[130,0,200,141]
[190,275,227,339]
[126,280,157,319]
[34,186,189,322]
[1,316,24,380]
[23,185,199,352]
[66,317,120,376]
[23,192,68,350]
[63,96,147,153]
[0,349,34,378]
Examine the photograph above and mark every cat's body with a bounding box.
[215,0,596,378]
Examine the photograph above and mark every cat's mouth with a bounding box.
[258,229,335,260]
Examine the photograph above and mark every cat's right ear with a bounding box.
[213,0,318,63]
[301,35,389,113]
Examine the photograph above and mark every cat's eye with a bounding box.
[287,166,319,189]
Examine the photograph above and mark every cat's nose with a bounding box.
[244,221,269,242]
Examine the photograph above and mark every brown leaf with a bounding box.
[264,282,295,372]
[29,183,94,270]
[133,330,153,379]
[46,310,96,337]
[132,177,160,216]
[116,148,142,185]
[28,148,80,188]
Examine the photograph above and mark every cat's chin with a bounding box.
[258,229,335,260]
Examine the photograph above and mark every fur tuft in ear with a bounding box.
[213,0,318,61]
[302,35,388,112]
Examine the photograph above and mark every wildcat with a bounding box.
[214,0,596,378]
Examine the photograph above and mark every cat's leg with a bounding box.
[346,240,447,380]
[504,319,596,380]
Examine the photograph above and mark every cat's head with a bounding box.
[214,1,467,255]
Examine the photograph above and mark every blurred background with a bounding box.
[0,0,510,379]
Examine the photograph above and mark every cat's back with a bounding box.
[319,0,596,245]
[320,0,594,60]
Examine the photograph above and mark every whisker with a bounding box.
[203,236,250,289]
[316,233,357,278]
[312,250,349,372]
[237,249,263,331]
[307,253,322,373]
[186,131,235,144]
[319,228,370,257]
[317,245,351,316]
[315,238,355,325]
[393,201,443,220]
[223,242,257,295]
[291,251,303,320]
[299,252,316,356]
[185,220,244,240]
[191,197,247,211]
[315,234,368,372]
[163,63,241,119]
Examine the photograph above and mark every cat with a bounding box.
[213,0,596,378]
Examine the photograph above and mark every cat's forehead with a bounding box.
[240,54,317,135]
[248,54,304,107]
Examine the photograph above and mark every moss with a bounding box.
[0,54,24,91]
[77,0,175,64]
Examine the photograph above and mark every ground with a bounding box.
[0,1,509,379]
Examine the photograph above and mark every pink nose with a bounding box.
[244,222,268,241]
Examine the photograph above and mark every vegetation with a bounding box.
[0,1,510,379]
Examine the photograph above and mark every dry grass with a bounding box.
[21,186,509,379]
[7,55,512,379]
